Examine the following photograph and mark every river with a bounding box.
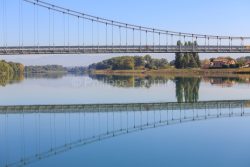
[1,74,250,167]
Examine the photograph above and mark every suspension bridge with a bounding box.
[0,100,249,167]
[0,0,250,55]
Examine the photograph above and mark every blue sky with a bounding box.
[1,0,250,66]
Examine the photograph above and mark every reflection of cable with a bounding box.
[106,111,108,133]
[19,113,22,165]
[39,112,41,155]
[4,107,248,167]
[54,112,56,148]
[50,112,52,149]
[4,112,8,166]
[64,109,66,144]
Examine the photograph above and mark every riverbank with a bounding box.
[91,68,250,76]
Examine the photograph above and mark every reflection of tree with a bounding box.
[175,77,201,103]
[25,73,65,79]
[89,74,169,88]
[0,73,24,87]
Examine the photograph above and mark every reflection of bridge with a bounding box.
[0,100,248,113]
[1,0,250,55]
[0,100,249,167]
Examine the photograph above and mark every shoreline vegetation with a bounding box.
[88,53,250,76]
[91,68,250,76]
[2,44,250,79]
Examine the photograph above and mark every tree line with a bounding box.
[88,55,169,70]
[0,60,24,76]
[25,65,67,73]
[0,60,24,86]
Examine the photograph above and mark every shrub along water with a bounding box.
[0,60,24,76]
[88,55,169,70]
[0,60,25,86]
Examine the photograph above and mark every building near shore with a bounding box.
[209,57,237,68]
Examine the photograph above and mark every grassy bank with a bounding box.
[91,68,250,76]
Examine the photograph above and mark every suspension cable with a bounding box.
[97,18,99,50]
[48,8,50,48]
[205,36,207,51]
[126,24,128,50]
[229,37,231,50]
[119,26,121,50]
[4,0,7,47]
[1,0,4,47]
[153,29,155,50]
[37,3,39,49]
[112,21,113,51]
[171,34,173,46]
[192,34,194,51]
[220,38,222,49]
[159,32,161,51]
[139,27,141,50]
[68,11,69,50]
[92,19,93,52]
[53,9,54,49]
[19,0,21,48]
[230,37,233,50]
[21,0,23,47]
[106,23,108,49]
[82,16,85,51]
[217,36,219,50]
[33,3,35,47]
[78,16,79,51]
[63,12,65,49]
[133,28,135,48]
[208,37,210,48]
[166,32,168,51]
[25,0,249,40]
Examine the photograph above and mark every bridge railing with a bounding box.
[1,45,250,55]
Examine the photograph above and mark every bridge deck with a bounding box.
[0,45,249,55]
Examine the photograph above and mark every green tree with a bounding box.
[174,41,201,69]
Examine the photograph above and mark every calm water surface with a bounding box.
[1,74,250,167]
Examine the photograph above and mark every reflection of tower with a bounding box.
[175,77,201,103]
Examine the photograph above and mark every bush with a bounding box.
[88,55,169,70]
